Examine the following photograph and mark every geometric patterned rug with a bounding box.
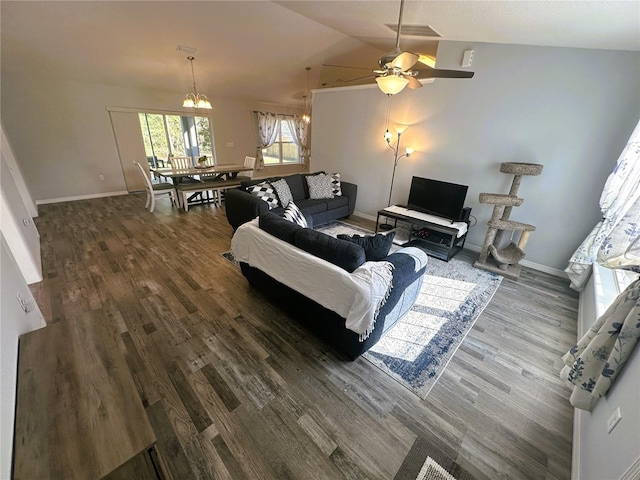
[316,221,503,399]
[363,253,502,399]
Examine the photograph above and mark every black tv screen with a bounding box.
[406,176,468,222]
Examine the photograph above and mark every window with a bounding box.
[263,118,300,165]
[138,113,215,166]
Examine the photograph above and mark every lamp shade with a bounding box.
[376,76,409,95]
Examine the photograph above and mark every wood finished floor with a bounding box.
[30,194,578,480]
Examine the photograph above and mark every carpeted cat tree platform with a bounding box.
[474,162,543,280]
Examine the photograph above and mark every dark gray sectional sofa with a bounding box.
[225,172,357,231]
[231,212,428,359]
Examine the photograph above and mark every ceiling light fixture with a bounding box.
[302,67,311,124]
[376,74,410,95]
[183,56,212,109]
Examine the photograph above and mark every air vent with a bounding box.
[176,45,197,54]
[385,24,441,38]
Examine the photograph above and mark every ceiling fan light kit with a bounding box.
[183,56,212,109]
[372,0,474,95]
[376,75,409,95]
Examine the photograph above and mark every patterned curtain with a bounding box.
[254,111,279,170]
[285,115,310,165]
[565,118,640,290]
[561,278,640,411]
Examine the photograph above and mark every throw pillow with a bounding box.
[330,173,342,196]
[306,174,334,199]
[259,212,302,245]
[270,178,293,208]
[248,181,279,209]
[295,229,366,273]
[282,201,308,228]
[337,232,396,261]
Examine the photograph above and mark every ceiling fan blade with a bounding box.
[417,68,475,79]
[338,74,376,83]
[322,63,372,71]
[406,76,423,89]
[391,51,418,71]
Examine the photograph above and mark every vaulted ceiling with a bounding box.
[2,1,639,106]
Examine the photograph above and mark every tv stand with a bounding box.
[376,206,470,261]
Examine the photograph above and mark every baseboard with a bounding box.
[352,211,567,278]
[622,455,640,480]
[36,191,130,206]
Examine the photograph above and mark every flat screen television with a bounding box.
[406,176,468,222]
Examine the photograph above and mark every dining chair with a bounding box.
[169,155,194,169]
[169,155,201,184]
[235,156,256,182]
[205,156,257,207]
[133,161,175,213]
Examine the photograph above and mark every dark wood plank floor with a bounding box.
[30,194,578,480]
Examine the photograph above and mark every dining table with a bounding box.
[150,163,253,185]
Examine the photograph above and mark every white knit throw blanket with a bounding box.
[231,219,394,339]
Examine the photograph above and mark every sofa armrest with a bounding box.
[225,188,270,231]
[385,247,429,290]
[340,181,357,216]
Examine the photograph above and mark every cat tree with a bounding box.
[474,162,543,280]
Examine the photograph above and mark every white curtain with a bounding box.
[561,278,640,411]
[254,111,279,171]
[565,118,640,290]
[285,115,310,165]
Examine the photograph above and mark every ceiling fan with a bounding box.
[326,0,474,95]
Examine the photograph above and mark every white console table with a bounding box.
[376,206,470,261]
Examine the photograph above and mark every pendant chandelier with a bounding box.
[302,67,311,124]
[182,56,212,109]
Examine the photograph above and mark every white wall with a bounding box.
[0,235,45,480]
[310,41,640,272]
[0,143,45,479]
[574,266,640,480]
[0,77,304,203]
[1,128,42,284]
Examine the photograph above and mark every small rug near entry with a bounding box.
[394,435,476,480]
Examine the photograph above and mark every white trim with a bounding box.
[352,211,567,277]
[36,191,129,205]
[621,455,640,480]
[106,105,213,116]
[1,125,37,218]
[571,408,582,480]
[0,191,42,284]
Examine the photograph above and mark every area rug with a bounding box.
[365,253,502,398]
[318,221,503,399]
[223,220,502,398]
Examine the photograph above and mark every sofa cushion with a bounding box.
[320,196,349,211]
[282,201,308,227]
[259,212,302,244]
[295,229,366,273]
[248,181,279,209]
[337,232,396,261]
[306,174,334,199]
[294,198,328,215]
[270,178,293,207]
[282,174,307,200]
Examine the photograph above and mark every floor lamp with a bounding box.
[380,125,414,230]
